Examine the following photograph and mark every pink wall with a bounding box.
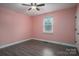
[32,7,76,44]
[0,6,76,46]
[0,7,32,45]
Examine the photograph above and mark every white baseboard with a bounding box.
[0,39,30,49]
[0,38,76,49]
[30,38,76,47]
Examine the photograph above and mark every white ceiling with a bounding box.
[0,3,76,16]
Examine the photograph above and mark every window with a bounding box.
[43,16,54,33]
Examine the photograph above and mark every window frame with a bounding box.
[43,16,54,33]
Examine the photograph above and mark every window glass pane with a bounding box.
[45,24,52,31]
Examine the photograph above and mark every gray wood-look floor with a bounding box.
[0,39,78,56]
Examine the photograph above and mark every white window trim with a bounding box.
[43,16,54,33]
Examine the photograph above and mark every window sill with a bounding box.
[43,31,53,34]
